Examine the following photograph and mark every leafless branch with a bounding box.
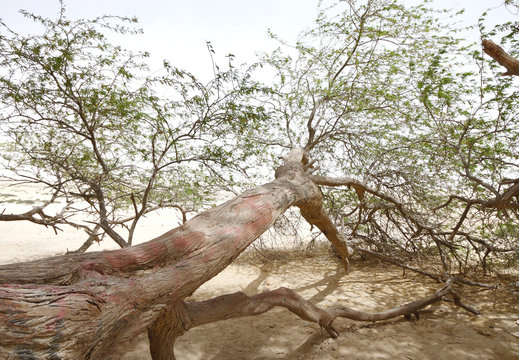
[184,282,477,339]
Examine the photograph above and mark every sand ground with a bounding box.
[121,256,519,360]
[1,182,519,359]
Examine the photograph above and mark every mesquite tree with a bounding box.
[0,148,479,359]
[0,4,269,251]
[258,0,519,275]
[0,0,518,359]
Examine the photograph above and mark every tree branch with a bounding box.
[482,39,519,76]
[353,247,498,289]
[435,182,519,213]
[0,188,66,231]
[184,282,477,339]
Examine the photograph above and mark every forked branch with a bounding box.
[184,282,477,339]
[0,189,67,231]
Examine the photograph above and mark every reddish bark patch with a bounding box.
[201,244,219,264]
[81,229,205,279]
[102,250,141,271]
[142,240,169,256]
[169,231,205,253]
[242,206,273,239]
[206,195,274,252]
[231,194,264,212]
[232,195,273,234]
[81,261,113,275]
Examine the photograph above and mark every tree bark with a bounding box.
[183,281,477,337]
[482,39,519,76]
[0,149,323,358]
[0,149,477,359]
[147,281,477,359]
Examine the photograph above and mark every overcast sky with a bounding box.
[1,0,517,80]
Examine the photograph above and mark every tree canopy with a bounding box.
[1,0,519,358]
[0,5,270,251]
[1,0,518,274]
[258,0,519,275]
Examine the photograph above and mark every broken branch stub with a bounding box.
[482,39,519,76]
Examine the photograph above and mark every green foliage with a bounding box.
[260,0,519,272]
[0,4,269,248]
[0,0,517,271]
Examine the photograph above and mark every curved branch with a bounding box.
[482,39,519,76]
[308,174,428,231]
[435,182,519,213]
[0,207,61,227]
[184,283,477,340]
[437,230,516,253]
[0,188,66,231]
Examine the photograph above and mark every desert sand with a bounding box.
[1,182,519,359]
[118,255,519,360]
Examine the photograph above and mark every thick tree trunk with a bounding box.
[0,149,477,359]
[0,149,331,358]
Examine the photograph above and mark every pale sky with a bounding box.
[0,0,517,80]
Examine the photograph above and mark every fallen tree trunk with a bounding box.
[0,149,477,359]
